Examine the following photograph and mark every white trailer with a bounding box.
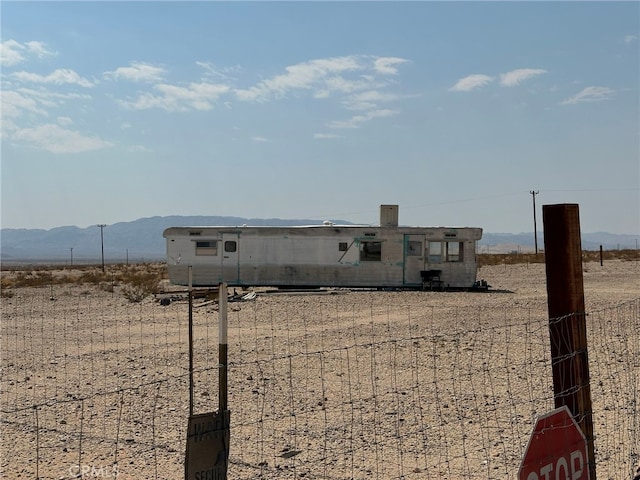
[163,205,483,290]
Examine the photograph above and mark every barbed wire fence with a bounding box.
[1,285,638,479]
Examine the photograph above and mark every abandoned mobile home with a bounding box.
[163,205,483,290]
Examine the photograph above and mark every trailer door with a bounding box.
[221,233,240,284]
[403,235,425,286]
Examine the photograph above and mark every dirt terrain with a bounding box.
[1,259,638,479]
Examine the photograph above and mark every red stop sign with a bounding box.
[519,406,590,480]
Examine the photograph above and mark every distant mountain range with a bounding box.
[0,215,351,263]
[1,215,637,264]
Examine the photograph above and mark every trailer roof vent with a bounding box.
[380,204,399,227]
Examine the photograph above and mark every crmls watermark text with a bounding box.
[68,464,119,478]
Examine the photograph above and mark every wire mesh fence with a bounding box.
[1,285,638,479]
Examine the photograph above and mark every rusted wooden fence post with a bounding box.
[543,203,596,480]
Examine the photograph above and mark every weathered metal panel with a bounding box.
[164,224,482,289]
[403,234,426,286]
[221,233,239,284]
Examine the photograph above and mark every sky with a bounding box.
[1,1,638,234]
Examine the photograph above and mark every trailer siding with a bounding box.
[164,225,482,289]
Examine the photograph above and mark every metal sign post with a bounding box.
[219,282,228,412]
[185,282,230,480]
[188,266,194,416]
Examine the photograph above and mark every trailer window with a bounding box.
[224,241,237,253]
[407,240,422,256]
[360,241,382,261]
[338,242,348,252]
[445,242,463,262]
[428,242,442,263]
[195,241,217,256]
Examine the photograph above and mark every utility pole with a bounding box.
[97,224,106,272]
[70,247,73,266]
[530,190,539,255]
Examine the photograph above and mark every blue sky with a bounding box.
[1,1,638,234]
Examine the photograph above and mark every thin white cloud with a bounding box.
[1,40,25,66]
[321,76,378,95]
[12,124,113,154]
[235,56,363,102]
[500,68,547,87]
[57,116,74,127]
[0,118,18,139]
[127,144,153,153]
[104,62,166,83]
[20,88,91,107]
[12,69,94,87]
[2,87,92,119]
[342,90,416,111]
[1,90,49,118]
[251,136,271,143]
[327,108,399,129]
[373,57,409,75]
[233,55,410,132]
[235,55,408,102]
[120,81,231,112]
[196,61,241,81]
[1,39,56,67]
[314,133,342,139]
[624,35,638,44]
[561,86,615,105]
[25,41,55,59]
[448,74,493,92]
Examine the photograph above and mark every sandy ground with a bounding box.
[1,259,638,479]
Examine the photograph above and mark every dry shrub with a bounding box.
[1,269,57,296]
[0,263,167,297]
[477,249,637,267]
[1,288,14,299]
[78,269,109,285]
[581,249,638,262]
[478,253,545,267]
[120,270,162,303]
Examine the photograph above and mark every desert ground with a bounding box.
[1,257,638,479]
